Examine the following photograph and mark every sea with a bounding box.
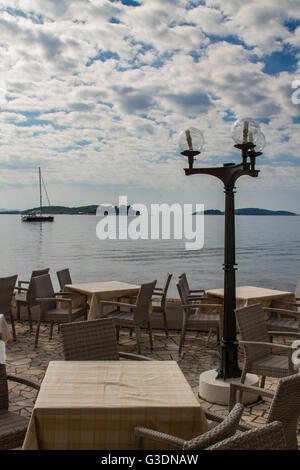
[0,214,299,297]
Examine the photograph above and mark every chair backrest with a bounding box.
[179,273,190,296]
[176,278,195,315]
[160,272,172,309]
[60,318,120,361]
[134,280,157,325]
[235,304,271,361]
[0,275,18,314]
[0,362,8,410]
[267,373,300,450]
[32,274,56,313]
[183,403,244,450]
[27,268,50,305]
[207,421,286,450]
[56,269,72,291]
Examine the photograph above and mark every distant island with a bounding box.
[0,206,298,216]
[193,208,299,216]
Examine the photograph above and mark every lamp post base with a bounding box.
[199,369,259,406]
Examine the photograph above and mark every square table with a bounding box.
[22,360,208,450]
[205,285,294,308]
[64,281,140,320]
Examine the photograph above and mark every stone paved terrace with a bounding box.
[5,318,300,448]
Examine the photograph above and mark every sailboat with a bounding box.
[22,168,54,222]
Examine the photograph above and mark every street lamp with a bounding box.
[178,118,265,380]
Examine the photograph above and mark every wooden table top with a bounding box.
[205,285,293,301]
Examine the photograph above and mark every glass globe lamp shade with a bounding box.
[178,127,204,153]
[231,118,261,145]
[253,131,266,152]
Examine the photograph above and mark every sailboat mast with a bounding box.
[39,167,42,215]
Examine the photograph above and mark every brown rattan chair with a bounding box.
[207,421,286,450]
[235,303,300,388]
[134,403,244,450]
[100,280,157,355]
[0,275,18,341]
[151,272,172,337]
[177,277,222,355]
[61,318,152,361]
[179,272,217,303]
[264,279,300,334]
[15,268,50,332]
[33,274,87,348]
[229,372,300,450]
[0,336,40,449]
[56,268,72,291]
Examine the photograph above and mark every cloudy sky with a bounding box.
[0,0,300,211]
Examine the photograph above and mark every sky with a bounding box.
[0,0,300,212]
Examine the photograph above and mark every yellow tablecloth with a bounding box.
[205,285,294,308]
[22,360,208,450]
[63,281,140,320]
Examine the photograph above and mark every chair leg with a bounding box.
[116,326,120,343]
[49,321,54,340]
[260,376,266,388]
[238,369,247,403]
[148,321,153,351]
[10,311,16,341]
[129,328,133,339]
[16,301,21,321]
[34,321,41,348]
[161,308,169,338]
[206,328,213,347]
[179,322,187,356]
[27,305,33,333]
[135,327,142,355]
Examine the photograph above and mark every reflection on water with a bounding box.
[0,214,299,297]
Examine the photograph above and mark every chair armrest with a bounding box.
[100,300,136,309]
[118,352,153,361]
[189,289,205,293]
[54,292,85,297]
[239,340,292,351]
[268,330,300,338]
[134,426,185,450]
[36,297,72,304]
[153,287,163,292]
[264,307,300,318]
[7,374,40,391]
[181,303,222,309]
[228,382,274,411]
[271,300,300,308]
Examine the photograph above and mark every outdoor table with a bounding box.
[205,285,294,308]
[22,360,208,450]
[64,281,140,320]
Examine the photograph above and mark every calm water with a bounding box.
[0,214,299,297]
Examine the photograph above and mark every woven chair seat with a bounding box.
[104,310,142,325]
[250,354,298,377]
[14,292,26,303]
[43,306,85,322]
[267,317,299,332]
[0,410,29,450]
[187,313,219,326]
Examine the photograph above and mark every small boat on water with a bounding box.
[22,168,54,222]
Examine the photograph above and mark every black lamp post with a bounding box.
[178,119,266,380]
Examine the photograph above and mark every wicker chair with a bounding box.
[229,372,300,450]
[0,275,18,341]
[33,274,87,348]
[264,279,300,333]
[56,268,72,291]
[151,273,172,337]
[177,277,222,355]
[179,273,217,303]
[15,268,50,332]
[134,403,244,450]
[61,318,152,361]
[235,303,300,388]
[100,280,157,355]
[0,339,40,449]
[207,421,286,450]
